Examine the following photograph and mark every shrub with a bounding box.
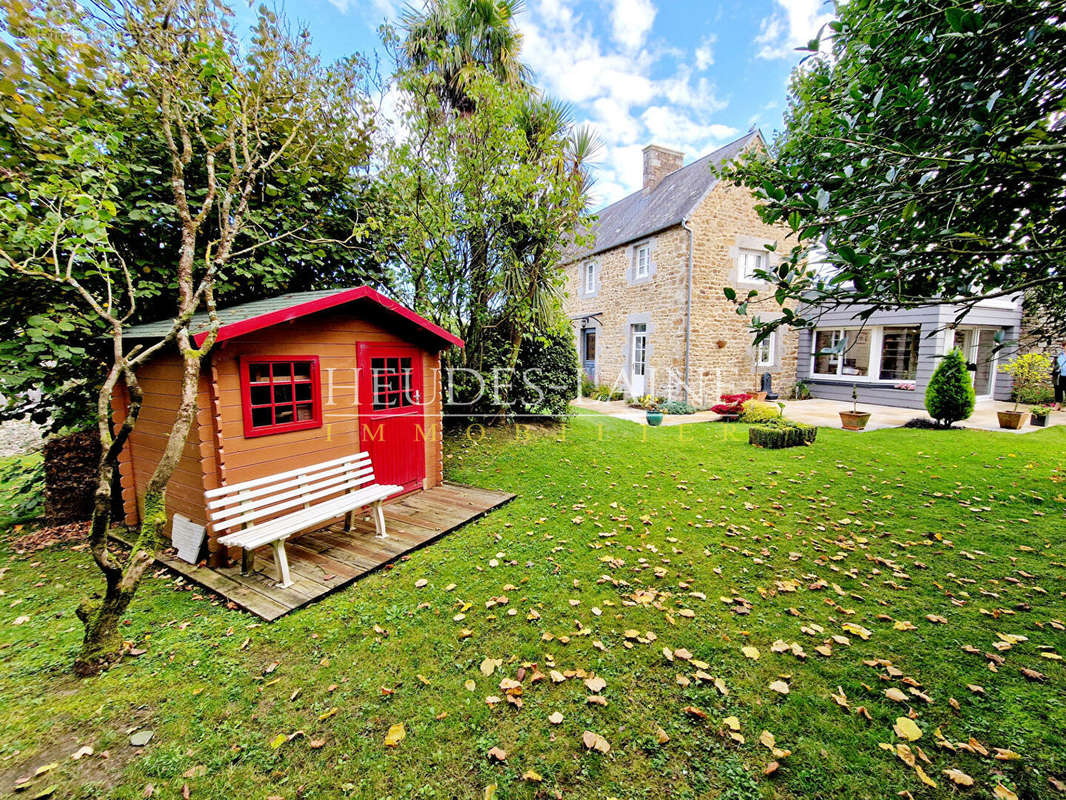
[580,375,596,397]
[711,393,754,416]
[999,352,1053,408]
[924,349,975,427]
[661,400,695,415]
[739,400,782,423]
[444,324,578,422]
[792,380,811,400]
[749,421,817,449]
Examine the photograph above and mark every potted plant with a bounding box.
[839,384,871,431]
[998,352,1053,430]
[645,402,664,426]
[1030,405,1052,427]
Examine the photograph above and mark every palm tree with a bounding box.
[401,0,529,113]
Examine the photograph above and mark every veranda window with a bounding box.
[241,356,322,438]
[879,327,920,381]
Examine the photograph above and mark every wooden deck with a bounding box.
[136,483,514,620]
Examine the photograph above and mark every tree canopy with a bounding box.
[723,0,1066,341]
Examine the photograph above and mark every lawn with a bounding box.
[0,413,1064,799]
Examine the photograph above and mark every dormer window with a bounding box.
[635,244,651,279]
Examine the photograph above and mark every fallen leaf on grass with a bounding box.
[942,768,974,786]
[581,730,610,753]
[522,770,542,783]
[742,646,759,660]
[584,676,606,693]
[885,688,908,703]
[893,717,922,741]
[768,680,790,695]
[384,723,406,748]
[487,746,507,762]
[993,786,1019,800]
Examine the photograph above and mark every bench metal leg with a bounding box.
[373,500,388,539]
[271,540,293,588]
[241,548,253,576]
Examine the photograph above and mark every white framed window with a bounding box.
[878,326,920,381]
[583,261,596,294]
[810,326,919,382]
[635,244,651,278]
[812,328,873,378]
[755,333,775,367]
[738,248,768,282]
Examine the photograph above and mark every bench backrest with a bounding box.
[205,452,376,537]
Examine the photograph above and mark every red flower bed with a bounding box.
[710,393,755,416]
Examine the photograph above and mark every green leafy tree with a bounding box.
[999,351,1053,410]
[0,0,373,674]
[925,349,975,427]
[0,9,379,435]
[722,0,1066,340]
[380,4,596,419]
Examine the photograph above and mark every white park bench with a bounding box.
[206,452,401,588]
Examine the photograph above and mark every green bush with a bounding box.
[739,400,782,423]
[748,420,817,449]
[581,375,596,397]
[444,323,578,422]
[924,349,975,426]
[1000,351,1053,407]
[661,400,695,415]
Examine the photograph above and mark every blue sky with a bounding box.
[241,0,832,208]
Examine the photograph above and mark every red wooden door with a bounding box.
[357,343,426,494]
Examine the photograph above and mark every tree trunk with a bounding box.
[73,349,202,675]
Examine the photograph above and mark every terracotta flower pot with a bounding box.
[998,410,1025,430]
[646,411,663,427]
[839,410,871,431]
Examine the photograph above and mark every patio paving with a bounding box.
[572,396,1064,434]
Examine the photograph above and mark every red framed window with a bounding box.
[240,356,322,438]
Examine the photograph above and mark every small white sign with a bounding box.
[171,513,206,564]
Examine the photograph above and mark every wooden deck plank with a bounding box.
[116,483,515,621]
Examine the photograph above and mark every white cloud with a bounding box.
[609,0,657,51]
[517,0,740,204]
[754,0,834,60]
[694,34,716,70]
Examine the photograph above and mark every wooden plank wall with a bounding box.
[114,355,213,529]
[115,307,448,566]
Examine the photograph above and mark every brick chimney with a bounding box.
[642,144,684,193]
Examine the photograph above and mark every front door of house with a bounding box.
[582,328,596,383]
[629,323,647,397]
[357,343,426,494]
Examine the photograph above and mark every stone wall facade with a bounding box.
[562,180,798,407]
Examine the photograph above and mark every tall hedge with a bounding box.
[925,348,975,427]
[444,322,578,424]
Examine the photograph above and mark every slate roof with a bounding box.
[122,286,464,349]
[572,130,762,259]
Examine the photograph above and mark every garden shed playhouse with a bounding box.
[116,286,463,570]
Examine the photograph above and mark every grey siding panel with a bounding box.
[802,381,927,410]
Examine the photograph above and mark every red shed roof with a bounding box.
[123,286,464,350]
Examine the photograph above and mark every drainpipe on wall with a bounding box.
[681,216,694,403]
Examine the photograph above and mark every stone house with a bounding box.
[561,131,797,406]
